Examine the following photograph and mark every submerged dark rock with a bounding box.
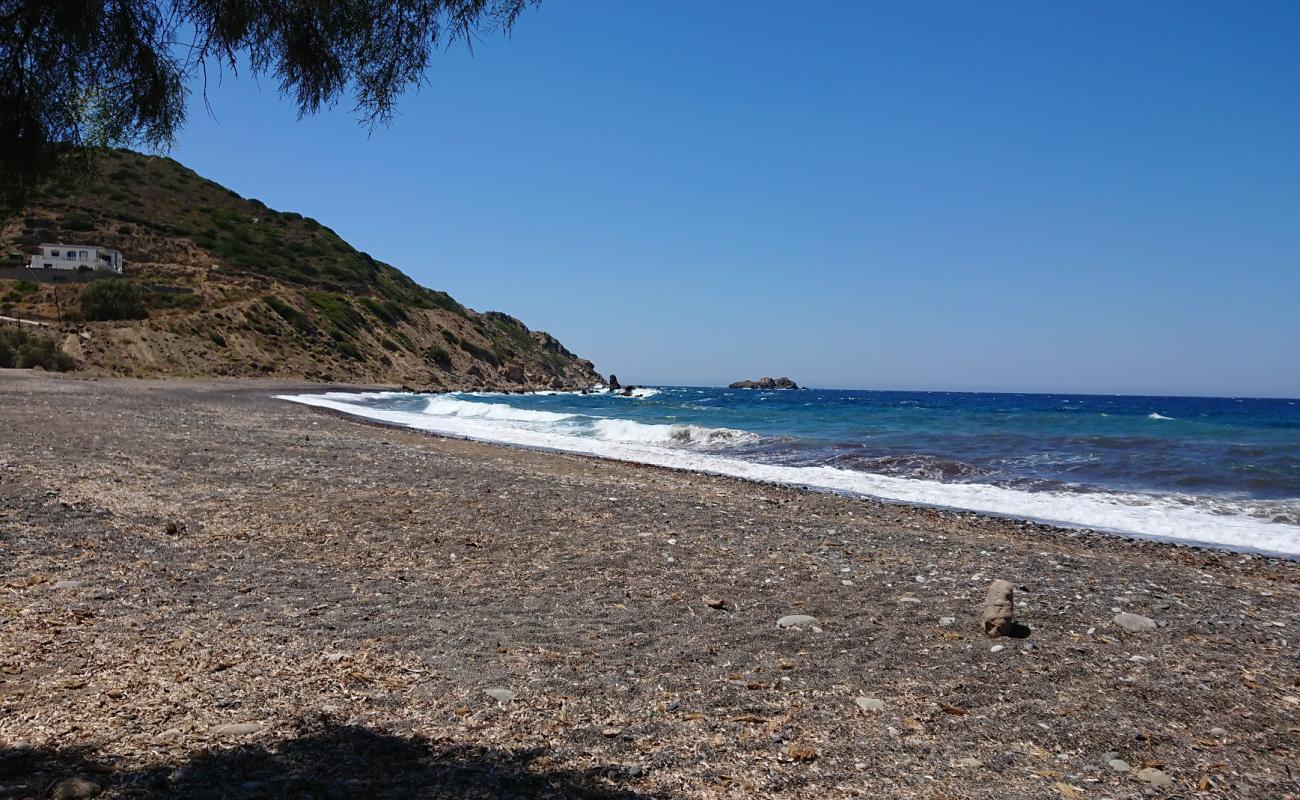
[729,376,800,390]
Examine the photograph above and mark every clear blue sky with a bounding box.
[170,0,1300,397]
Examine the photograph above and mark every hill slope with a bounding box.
[0,150,602,389]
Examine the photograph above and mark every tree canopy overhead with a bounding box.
[0,0,535,214]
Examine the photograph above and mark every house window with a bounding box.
[65,251,75,260]
[50,250,60,257]
[43,263,52,269]
[79,251,88,260]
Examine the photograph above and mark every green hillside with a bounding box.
[0,150,601,388]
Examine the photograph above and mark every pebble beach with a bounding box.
[2,373,1298,799]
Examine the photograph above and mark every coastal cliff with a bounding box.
[0,150,601,390]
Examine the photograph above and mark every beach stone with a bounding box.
[1209,727,1227,738]
[990,644,1005,653]
[955,757,983,768]
[53,580,83,590]
[1108,758,1131,772]
[484,688,515,703]
[1113,612,1157,633]
[51,778,101,799]
[981,579,1015,637]
[777,614,818,629]
[210,722,263,737]
[854,696,885,712]
[1136,767,1172,786]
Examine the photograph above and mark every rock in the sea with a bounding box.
[1113,612,1157,633]
[1136,767,1173,786]
[210,722,263,737]
[608,374,621,390]
[51,778,101,799]
[777,614,818,629]
[729,376,800,390]
[981,579,1015,637]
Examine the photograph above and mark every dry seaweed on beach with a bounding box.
[2,373,1299,799]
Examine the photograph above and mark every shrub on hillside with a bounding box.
[426,344,453,369]
[0,327,76,371]
[79,279,148,321]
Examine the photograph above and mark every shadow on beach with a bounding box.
[1,718,661,799]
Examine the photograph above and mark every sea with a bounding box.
[278,387,1300,558]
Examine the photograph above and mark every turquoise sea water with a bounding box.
[281,387,1300,556]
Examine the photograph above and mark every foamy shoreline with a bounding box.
[279,390,1300,559]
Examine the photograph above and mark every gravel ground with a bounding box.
[1,372,1297,799]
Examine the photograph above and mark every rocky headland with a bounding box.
[0,150,601,390]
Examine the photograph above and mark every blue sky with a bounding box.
[170,1,1300,396]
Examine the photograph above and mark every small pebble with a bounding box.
[955,757,983,768]
[484,688,515,704]
[990,644,1005,653]
[854,696,885,712]
[776,614,818,629]
[1113,612,1157,633]
[1107,758,1131,772]
[1136,767,1172,786]
[1209,727,1227,738]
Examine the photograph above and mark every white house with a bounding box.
[28,244,124,273]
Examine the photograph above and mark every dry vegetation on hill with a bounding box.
[0,150,600,389]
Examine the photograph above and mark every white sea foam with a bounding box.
[1149,412,1174,420]
[422,396,576,423]
[277,392,1300,558]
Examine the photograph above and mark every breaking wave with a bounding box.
[422,396,576,423]
[589,418,758,447]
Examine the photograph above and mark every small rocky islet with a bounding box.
[728,376,802,389]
